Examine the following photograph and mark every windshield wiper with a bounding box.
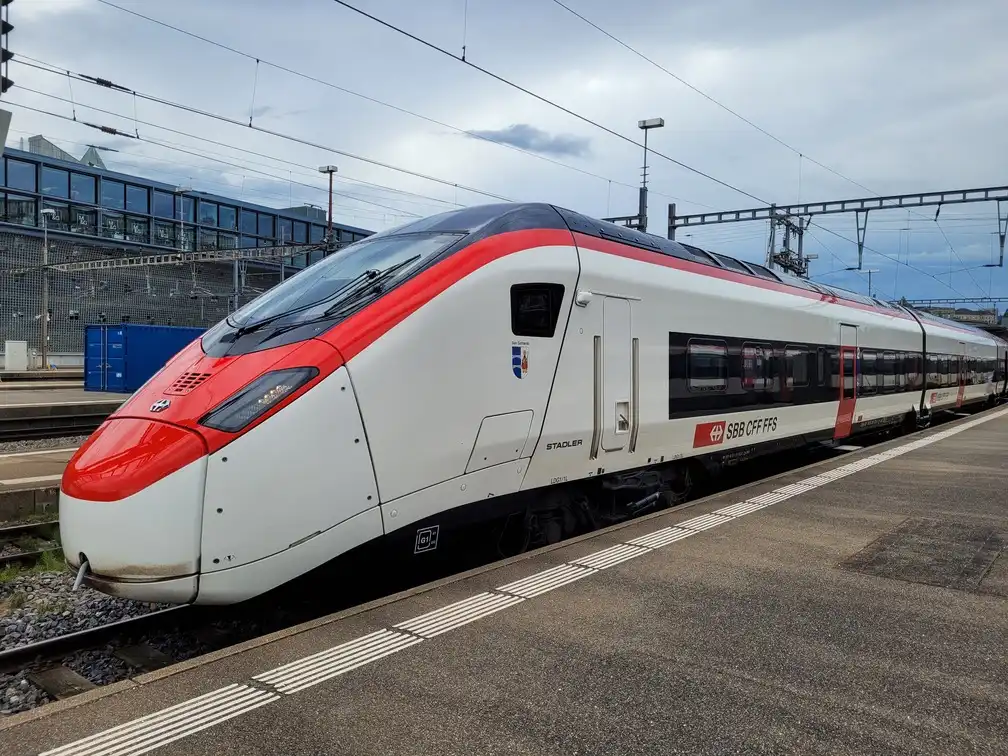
[232,254,422,342]
[230,267,385,340]
[320,254,421,318]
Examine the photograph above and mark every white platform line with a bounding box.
[714,500,773,518]
[0,473,63,487]
[0,447,77,459]
[254,629,417,686]
[40,684,278,756]
[0,399,124,408]
[627,526,694,549]
[392,592,510,636]
[397,595,524,638]
[677,512,733,532]
[773,481,818,496]
[259,631,424,694]
[497,563,596,598]
[799,474,835,487]
[570,543,651,570]
[38,405,1008,756]
[394,592,525,638]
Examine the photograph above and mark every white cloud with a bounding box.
[3,0,1005,301]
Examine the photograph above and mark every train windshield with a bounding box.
[228,231,463,330]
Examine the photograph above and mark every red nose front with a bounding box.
[104,336,345,455]
[62,419,207,502]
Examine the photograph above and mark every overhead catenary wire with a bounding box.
[932,219,988,297]
[14,59,515,205]
[545,0,1005,289]
[6,98,423,222]
[4,98,463,230]
[8,88,971,298]
[12,67,466,210]
[12,68,981,295]
[546,0,880,198]
[807,223,969,297]
[92,0,697,208]
[327,0,767,204]
[139,134,459,212]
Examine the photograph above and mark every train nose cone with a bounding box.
[58,418,208,603]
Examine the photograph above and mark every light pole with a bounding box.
[175,185,192,251]
[40,207,58,370]
[637,118,664,232]
[318,165,338,246]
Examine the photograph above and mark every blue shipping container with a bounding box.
[84,323,206,393]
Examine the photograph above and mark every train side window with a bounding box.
[860,350,876,395]
[510,283,565,338]
[785,344,809,387]
[842,351,855,399]
[687,339,728,392]
[882,351,897,392]
[742,342,770,390]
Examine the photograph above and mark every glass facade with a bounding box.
[0,148,373,272]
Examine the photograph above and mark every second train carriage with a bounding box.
[58,202,1005,605]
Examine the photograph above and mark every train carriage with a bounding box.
[57,202,1004,605]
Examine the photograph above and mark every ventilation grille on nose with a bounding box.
[165,371,212,395]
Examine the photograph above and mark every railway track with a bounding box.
[0,413,106,443]
[0,520,61,570]
[0,403,998,711]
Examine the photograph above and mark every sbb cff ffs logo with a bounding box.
[693,416,779,448]
[693,421,726,448]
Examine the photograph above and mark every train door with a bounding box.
[1003,349,1008,396]
[834,324,858,439]
[955,341,967,408]
[598,296,634,454]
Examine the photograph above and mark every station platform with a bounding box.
[0,382,83,391]
[0,388,124,407]
[2,407,1006,756]
[0,446,78,521]
[0,370,84,383]
[0,389,124,446]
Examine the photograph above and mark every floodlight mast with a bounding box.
[318,165,338,247]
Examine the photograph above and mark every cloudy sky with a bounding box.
[6,0,1007,305]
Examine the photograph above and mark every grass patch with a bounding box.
[0,548,65,584]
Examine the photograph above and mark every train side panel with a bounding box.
[522,245,925,493]
[347,243,581,531]
[919,319,998,411]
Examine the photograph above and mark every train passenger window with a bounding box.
[881,351,896,391]
[860,350,876,394]
[742,342,771,390]
[687,339,728,392]
[510,283,565,338]
[785,345,809,387]
[842,351,855,399]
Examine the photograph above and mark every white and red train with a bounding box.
[58,202,1008,605]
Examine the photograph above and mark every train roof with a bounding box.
[904,305,1004,342]
[380,202,1000,341]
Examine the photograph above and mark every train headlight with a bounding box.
[199,367,319,433]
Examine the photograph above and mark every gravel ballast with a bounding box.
[0,568,171,716]
[0,435,87,455]
[0,570,170,652]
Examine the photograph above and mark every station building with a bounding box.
[0,136,373,363]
